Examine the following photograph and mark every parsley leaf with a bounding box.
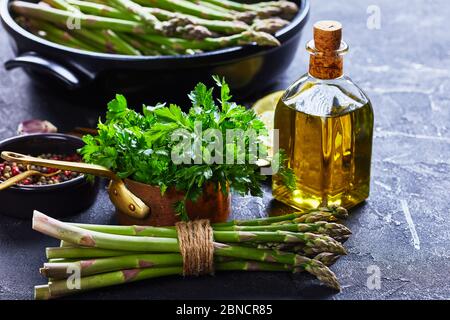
[80,77,293,220]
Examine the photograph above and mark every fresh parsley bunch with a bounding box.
[81,76,293,220]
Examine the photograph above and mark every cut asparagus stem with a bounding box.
[34,285,51,300]
[33,211,181,252]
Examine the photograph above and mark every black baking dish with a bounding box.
[0,0,310,101]
[0,133,99,219]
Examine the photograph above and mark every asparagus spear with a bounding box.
[133,0,234,21]
[76,28,142,54]
[16,17,99,52]
[214,206,348,227]
[119,32,166,55]
[312,253,340,267]
[46,247,148,259]
[41,253,184,278]
[188,0,238,14]
[252,17,290,34]
[66,0,132,19]
[45,245,340,289]
[42,0,142,54]
[213,221,352,240]
[214,242,339,290]
[11,1,150,34]
[37,258,337,300]
[197,0,299,18]
[40,253,300,279]
[36,259,313,299]
[147,8,249,34]
[108,0,162,28]
[195,0,285,18]
[67,1,249,34]
[33,211,340,289]
[253,1,299,18]
[41,0,79,12]
[71,223,346,254]
[139,29,279,52]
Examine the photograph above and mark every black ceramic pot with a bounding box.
[0,0,309,101]
[0,133,99,219]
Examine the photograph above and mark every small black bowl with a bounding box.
[0,133,100,219]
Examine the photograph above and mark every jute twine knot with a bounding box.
[175,219,214,276]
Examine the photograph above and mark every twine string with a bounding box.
[175,219,214,276]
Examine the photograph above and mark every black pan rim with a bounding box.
[0,133,88,192]
[0,0,309,61]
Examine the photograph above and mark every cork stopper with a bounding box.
[309,20,344,79]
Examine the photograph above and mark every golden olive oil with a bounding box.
[273,94,373,210]
[272,21,374,210]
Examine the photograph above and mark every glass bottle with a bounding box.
[272,21,374,210]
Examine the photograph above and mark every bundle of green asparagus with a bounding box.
[32,205,351,299]
[10,0,299,55]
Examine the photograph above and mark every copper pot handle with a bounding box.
[0,151,150,219]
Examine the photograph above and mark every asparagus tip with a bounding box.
[242,30,280,47]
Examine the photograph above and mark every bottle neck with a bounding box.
[307,40,348,80]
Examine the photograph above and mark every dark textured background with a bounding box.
[1,0,450,299]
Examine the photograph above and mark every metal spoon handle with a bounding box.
[1,151,117,180]
[1,151,150,219]
[0,170,38,191]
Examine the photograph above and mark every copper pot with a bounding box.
[117,179,231,226]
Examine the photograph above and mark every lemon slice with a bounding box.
[253,90,284,157]
[253,90,285,115]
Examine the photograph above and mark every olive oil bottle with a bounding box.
[273,21,374,210]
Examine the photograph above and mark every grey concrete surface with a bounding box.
[0,0,449,299]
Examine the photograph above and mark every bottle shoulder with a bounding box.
[281,74,371,117]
